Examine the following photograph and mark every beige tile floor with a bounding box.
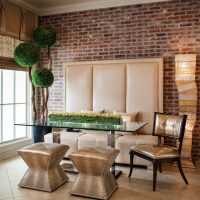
[0,156,199,200]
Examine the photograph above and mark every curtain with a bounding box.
[0,0,38,41]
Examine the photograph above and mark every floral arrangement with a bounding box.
[49,112,122,125]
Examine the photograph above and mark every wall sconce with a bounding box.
[175,54,197,167]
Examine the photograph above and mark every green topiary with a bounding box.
[33,26,57,48]
[32,67,54,88]
[14,43,40,67]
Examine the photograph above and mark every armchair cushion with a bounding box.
[131,144,180,159]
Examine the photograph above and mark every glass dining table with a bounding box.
[15,120,148,178]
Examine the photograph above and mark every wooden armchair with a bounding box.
[128,112,188,191]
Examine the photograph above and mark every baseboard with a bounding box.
[0,138,33,160]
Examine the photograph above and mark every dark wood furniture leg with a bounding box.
[153,160,159,191]
[128,151,134,177]
[177,158,188,184]
[159,162,162,173]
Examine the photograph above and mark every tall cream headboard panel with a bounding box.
[65,58,163,133]
[93,64,126,112]
[66,65,93,112]
[126,63,159,134]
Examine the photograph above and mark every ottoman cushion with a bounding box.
[70,147,119,160]
[19,143,68,156]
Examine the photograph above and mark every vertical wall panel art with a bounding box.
[175,54,197,166]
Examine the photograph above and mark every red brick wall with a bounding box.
[39,0,200,161]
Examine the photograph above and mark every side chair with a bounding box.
[128,112,188,191]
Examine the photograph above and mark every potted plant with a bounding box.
[14,26,56,142]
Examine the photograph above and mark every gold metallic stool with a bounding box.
[69,147,120,200]
[18,143,69,192]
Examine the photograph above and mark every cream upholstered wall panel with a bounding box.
[64,58,163,117]
[66,65,93,112]
[126,63,159,134]
[93,64,126,112]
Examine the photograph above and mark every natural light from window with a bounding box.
[0,35,31,144]
[0,69,31,143]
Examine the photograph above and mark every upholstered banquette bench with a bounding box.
[45,129,157,165]
[44,112,158,166]
[45,58,163,166]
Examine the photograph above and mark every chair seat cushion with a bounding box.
[131,144,180,159]
[115,134,157,164]
[18,143,69,156]
[70,147,119,160]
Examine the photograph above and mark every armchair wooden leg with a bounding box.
[128,151,134,177]
[159,162,162,173]
[153,160,159,191]
[177,158,188,184]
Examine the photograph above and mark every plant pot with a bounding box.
[32,126,52,143]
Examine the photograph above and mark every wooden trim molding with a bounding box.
[14,0,172,16]
[0,56,27,71]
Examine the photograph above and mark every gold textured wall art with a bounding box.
[175,54,197,167]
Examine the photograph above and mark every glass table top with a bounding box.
[15,120,148,132]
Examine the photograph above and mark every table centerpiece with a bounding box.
[49,112,122,125]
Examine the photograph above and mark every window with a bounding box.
[0,69,31,143]
[0,34,31,143]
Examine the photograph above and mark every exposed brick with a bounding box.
[39,0,200,161]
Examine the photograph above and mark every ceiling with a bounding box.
[21,0,97,8]
[13,0,171,16]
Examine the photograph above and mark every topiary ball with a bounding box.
[33,26,56,48]
[32,67,54,88]
[14,43,40,67]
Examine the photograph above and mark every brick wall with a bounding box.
[39,0,200,161]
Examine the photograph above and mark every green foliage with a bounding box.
[32,67,54,88]
[14,43,40,67]
[49,112,122,125]
[33,26,57,48]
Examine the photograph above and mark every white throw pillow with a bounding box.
[114,111,140,122]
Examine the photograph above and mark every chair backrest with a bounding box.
[152,112,187,152]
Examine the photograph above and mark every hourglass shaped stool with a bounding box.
[18,143,69,192]
[69,147,120,200]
